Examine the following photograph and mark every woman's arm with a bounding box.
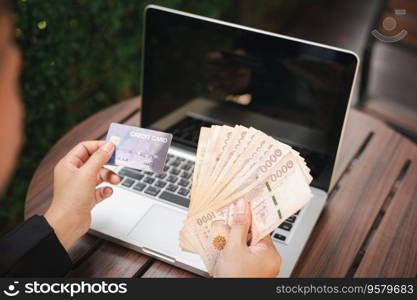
[0,215,72,277]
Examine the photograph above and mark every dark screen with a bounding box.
[142,7,357,190]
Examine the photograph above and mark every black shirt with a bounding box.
[0,215,72,277]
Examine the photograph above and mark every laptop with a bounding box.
[90,5,359,277]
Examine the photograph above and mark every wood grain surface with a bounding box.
[141,261,198,278]
[292,110,415,277]
[354,144,417,277]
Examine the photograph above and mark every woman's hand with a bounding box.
[212,200,281,277]
[44,141,120,250]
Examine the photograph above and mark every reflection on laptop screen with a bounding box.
[142,7,357,191]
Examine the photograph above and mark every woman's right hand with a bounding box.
[44,141,119,251]
[211,200,281,278]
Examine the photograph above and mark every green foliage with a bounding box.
[0,0,233,233]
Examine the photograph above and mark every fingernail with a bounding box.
[101,142,114,154]
[104,187,113,196]
[235,199,246,214]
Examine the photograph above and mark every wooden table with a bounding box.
[25,97,417,277]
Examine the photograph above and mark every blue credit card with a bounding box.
[105,123,173,173]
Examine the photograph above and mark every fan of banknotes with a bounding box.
[179,125,313,274]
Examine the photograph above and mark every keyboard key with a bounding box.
[159,191,189,207]
[279,222,293,231]
[178,188,190,196]
[178,179,189,187]
[167,175,178,183]
[119,169,144,181]
[132,174,143,181]
[122,178,135,187]
[181,163,192,171]
[171,168,181,175]
[133,182,146,191]
[180,171,192,179]
[119,168,139,176]
[143,177,155,184]
[273,233,287,241]
[163,166,170,172]
[155,180,167,188]
[144,186,161,196]
[286,216,296,223]
[166,184,178,192]
[170,160,181,167]
[155,173,167,179]
[118,176,125,182]
[145,171,154,175]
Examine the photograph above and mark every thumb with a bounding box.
[82,142,115,175]
[229,199,251,249]
[95,186,114,204]
[249,235,275,254]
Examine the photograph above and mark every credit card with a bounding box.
[105,123,173,173]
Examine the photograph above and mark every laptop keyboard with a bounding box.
[117,154,193,207]
[116,152,301,245]
[270,209,301,243]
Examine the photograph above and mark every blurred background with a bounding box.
[1,0,416,233]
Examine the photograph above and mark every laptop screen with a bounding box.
[142,7,358,191]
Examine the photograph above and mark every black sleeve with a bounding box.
[0,215,72,277]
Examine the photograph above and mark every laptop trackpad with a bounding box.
[127,205,186,258]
